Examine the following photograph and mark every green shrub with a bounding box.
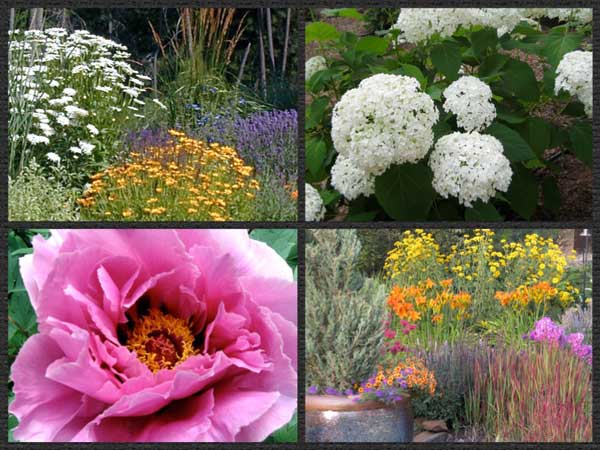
[9,161,79,221]
[306,229,386,391]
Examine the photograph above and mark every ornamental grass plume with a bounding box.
[466,343,591,442]
[78,130,260,221]
[305,230,386,393]
[10,229,297,442]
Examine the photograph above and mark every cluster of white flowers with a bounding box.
[9,28,148,158]
[443,76,496,132]
[330,154,375,200]
[555,50,593,118]
[305,183,325,221]
[392,8,523,43]
[544,8,593,24]
[392,9,472,44]
[305,56,328,81]
[331,74,438,190]
[392,8,592,43]
[429,132,512,207]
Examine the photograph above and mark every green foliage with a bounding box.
[9,161,79,221]
[375,163,435,221]
[305,12,592,221]
[363,8,400,35]
[264,413,297,443]
[306,230,386,391]
[8,230,47,364]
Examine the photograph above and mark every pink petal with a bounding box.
[10,334,86,442]
[239,275,297,324]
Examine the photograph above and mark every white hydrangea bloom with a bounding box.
[443,76,496,132]
[305,183,325,221]
[330,154,376,201]
[476,9,524,36]
[331,73,438,176]
[429,132,512,207]
[392,8,525,43]
[392,9,472,43]
[305,56,328,81]
[555,50,593,118]
[546,8,593,24]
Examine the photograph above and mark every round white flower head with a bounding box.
[429,132,512,207]
[330,154,376,201]
[555,50,592,118]
[305,56,328,81]
[305,183,325,221]
[443,76,496,132]
[331,73,438,176]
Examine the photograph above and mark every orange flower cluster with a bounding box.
[77,130,260,221]
[495,281,559,311]
[372,357,437,396]
[387,278,472,324]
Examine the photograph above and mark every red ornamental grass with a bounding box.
[467,343,591,442]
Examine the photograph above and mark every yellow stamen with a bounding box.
[126,308,198,373]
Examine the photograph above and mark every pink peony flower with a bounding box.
[10,229,297,442]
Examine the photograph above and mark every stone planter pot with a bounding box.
[305,394,414,442]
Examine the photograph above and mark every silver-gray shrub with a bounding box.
[561,303,592,343]
[306,229,386,391]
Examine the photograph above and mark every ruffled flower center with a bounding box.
[126,308,198,372]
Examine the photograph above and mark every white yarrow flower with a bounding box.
[86,124,100,135]
[26,133,50,145]
[46,152,61,163]
[305,184,325,221]
[152,98,168,110]
[443,76,496,132]
[429,132,512,207]
[79,140,95,155]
